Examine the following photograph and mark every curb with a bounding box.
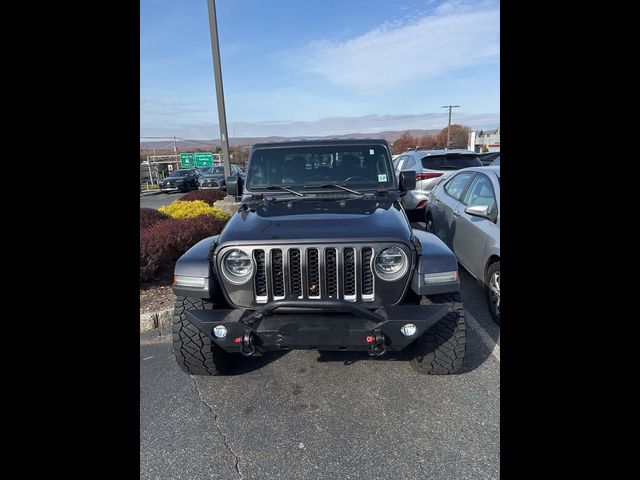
[140,308,174,333]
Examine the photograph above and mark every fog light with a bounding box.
[400,323,417,337]
[213,325,227,338]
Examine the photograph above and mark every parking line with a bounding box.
[466,311,500,362]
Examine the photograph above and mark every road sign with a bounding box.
[194,152,214,168]
[168,164,173,172]
[180,153,194,168]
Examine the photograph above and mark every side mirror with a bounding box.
[464,204,490,218]
[399,170,416,192]
[226,176,239,196]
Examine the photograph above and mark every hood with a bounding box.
[217,196,412,245]
[162,176,187,182]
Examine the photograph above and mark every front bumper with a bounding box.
[160,185,184,192]
[184,299,449,354]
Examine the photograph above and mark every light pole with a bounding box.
[441,105,460,150]
[206,0,231,179]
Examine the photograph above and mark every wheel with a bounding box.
[172,296,236,375]
[425,212,435,233]
[486,261,500,325]
[409,292,466,375]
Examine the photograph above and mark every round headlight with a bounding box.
[222,249,253,283]
[374,247,407,281]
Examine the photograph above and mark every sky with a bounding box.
[140,0,499,139]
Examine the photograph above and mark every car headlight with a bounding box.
[221,249,253,283]
[374,247,408,281]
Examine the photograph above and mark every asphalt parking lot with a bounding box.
[140,191,186,210]
[140,250,500,479]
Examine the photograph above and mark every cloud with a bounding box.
[293,0,499,93]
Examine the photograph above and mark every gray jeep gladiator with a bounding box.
[171,139,465,375]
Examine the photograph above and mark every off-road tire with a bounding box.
[173,296,235,375]
[409,292,466,375]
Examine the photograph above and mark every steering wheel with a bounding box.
[344,176,372,183]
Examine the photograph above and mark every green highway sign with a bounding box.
[179,153,194,168]
[194,152,213,168]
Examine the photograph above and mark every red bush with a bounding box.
[179,189,226,206]
[140,208,170,229]
[140,215,226,283]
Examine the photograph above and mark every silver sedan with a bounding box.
[425,166,500,324]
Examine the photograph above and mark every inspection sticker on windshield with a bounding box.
[369,149,375,155]
[378,174,387,182]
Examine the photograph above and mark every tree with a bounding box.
[436,124,472,149]
[418,133,439,150]
[392,131,418,154]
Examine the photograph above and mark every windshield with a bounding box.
[168,169,189,177]
[246,144,394,190]
[421,154,482,170]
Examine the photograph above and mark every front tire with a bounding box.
[409,292,466,375]
[486,261,500,325]
[172,296,236,375]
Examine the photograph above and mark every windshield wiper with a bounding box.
[264,185,304,196]
[304,184,363,196]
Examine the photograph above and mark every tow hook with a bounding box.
[368,331,387,357]
[239,331,256,356]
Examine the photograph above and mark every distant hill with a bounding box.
[140,129,440,150]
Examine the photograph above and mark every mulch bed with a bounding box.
[140,269,176,314]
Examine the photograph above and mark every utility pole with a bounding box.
[206,0,231,178]
[441,105,460,150]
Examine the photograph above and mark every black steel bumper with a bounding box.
[184,299,449,354]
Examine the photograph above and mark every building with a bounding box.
[468,128,500,153]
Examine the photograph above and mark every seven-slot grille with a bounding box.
[251,246,376,303]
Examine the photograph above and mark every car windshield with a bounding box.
[420,154,482,170]
[168,169,189,177]
[246,144,394,191]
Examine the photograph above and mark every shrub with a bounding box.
[140,208,170,229]
[140,215,227,283]
[158,200,230,222]
[180,189,226,206]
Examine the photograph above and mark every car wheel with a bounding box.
[425,212,435,233]
[409,292,466,375]
[486,261,500,325]
[173,296,238,375]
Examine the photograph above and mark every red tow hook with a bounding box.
[367,331,387,357]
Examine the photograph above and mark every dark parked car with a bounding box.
[198,164,243,190]
[393,149,482,214]
[171,139,467,376]
[425,166,500,325]
[159,168,200,193]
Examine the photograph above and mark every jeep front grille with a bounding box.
[250,246,380,304]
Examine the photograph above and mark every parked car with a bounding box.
[490,156,500,166]
[425,166,500,324]
[171,139,467,376]
[393,149,483,214]
[158,168,201,193]
[198,164,243,190]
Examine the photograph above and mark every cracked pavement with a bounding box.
[140,269,500,479]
